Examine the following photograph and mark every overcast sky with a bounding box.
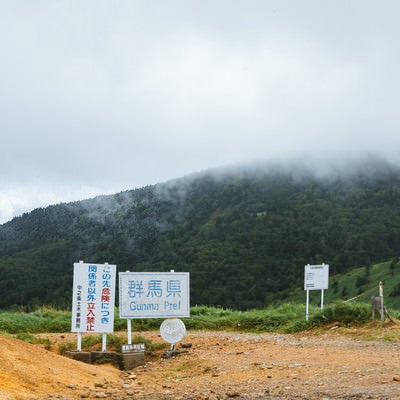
[1,1,400,224]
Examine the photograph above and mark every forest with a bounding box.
[1,158,400,310]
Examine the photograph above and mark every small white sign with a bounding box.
[160,318,186,344]
[119,272,190,319]
[304,264,329,290]
[71,262,116,333]
[121,343,145,353]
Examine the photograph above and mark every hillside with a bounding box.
[1,158,400,310]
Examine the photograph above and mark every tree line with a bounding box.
[1,158,400,310]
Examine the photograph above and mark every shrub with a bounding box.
[309,301,371,326]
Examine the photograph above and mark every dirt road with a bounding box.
[2,324,400,399]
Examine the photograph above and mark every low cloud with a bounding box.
[1,1,400,223]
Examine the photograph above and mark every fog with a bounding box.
[1,1,400,223]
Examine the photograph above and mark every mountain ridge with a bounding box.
[1,158,400,310]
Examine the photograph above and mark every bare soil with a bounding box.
[2,323,400,399]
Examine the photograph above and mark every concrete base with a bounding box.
[65,351,145,370]
[65,351,92,364]
[118,352,145,370]
[91,351,120,367]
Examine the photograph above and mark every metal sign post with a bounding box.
[77,332,82,352]
[127,319,132,345]
[102,333,107,352]
[304,264,329,321]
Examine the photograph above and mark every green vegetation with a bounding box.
[57,333,164,355]
[14,332,51,349]
[0,307,71,333]
[285,259,400,309]
[2,302,399,345]
[1,159,400,310]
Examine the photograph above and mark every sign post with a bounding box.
[119,271,190,347]
[71,261,116,351]
[304,264,329,320]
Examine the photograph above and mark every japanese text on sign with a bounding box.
[119,272,190,318]
[304,264,329,290]
[71,262,116,333]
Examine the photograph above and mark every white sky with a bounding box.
[1,1,400,224]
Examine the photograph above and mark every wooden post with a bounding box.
[379,281,384,325]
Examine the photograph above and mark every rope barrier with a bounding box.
[343,286,376,303]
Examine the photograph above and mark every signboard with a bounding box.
[304,264,329,290]
[71,262,116,333]
[121,344,145,353]
[119,272,190,319]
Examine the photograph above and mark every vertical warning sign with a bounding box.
[71,262,116,333]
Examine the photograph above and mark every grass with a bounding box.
[1,301,400,350]
[57,333,166,355]
[0,306,72,333]
[285,259,400,309]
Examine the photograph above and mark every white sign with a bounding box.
[304,264,329,290]
[121,344,145,353]
[119,272,190,318]
[71,262,116,333]
[160,318,186,344]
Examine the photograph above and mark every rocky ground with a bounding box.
[2,323,400,399]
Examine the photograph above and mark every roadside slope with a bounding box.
[0,334,121,399]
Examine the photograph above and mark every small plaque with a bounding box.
[121,343,145,353]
